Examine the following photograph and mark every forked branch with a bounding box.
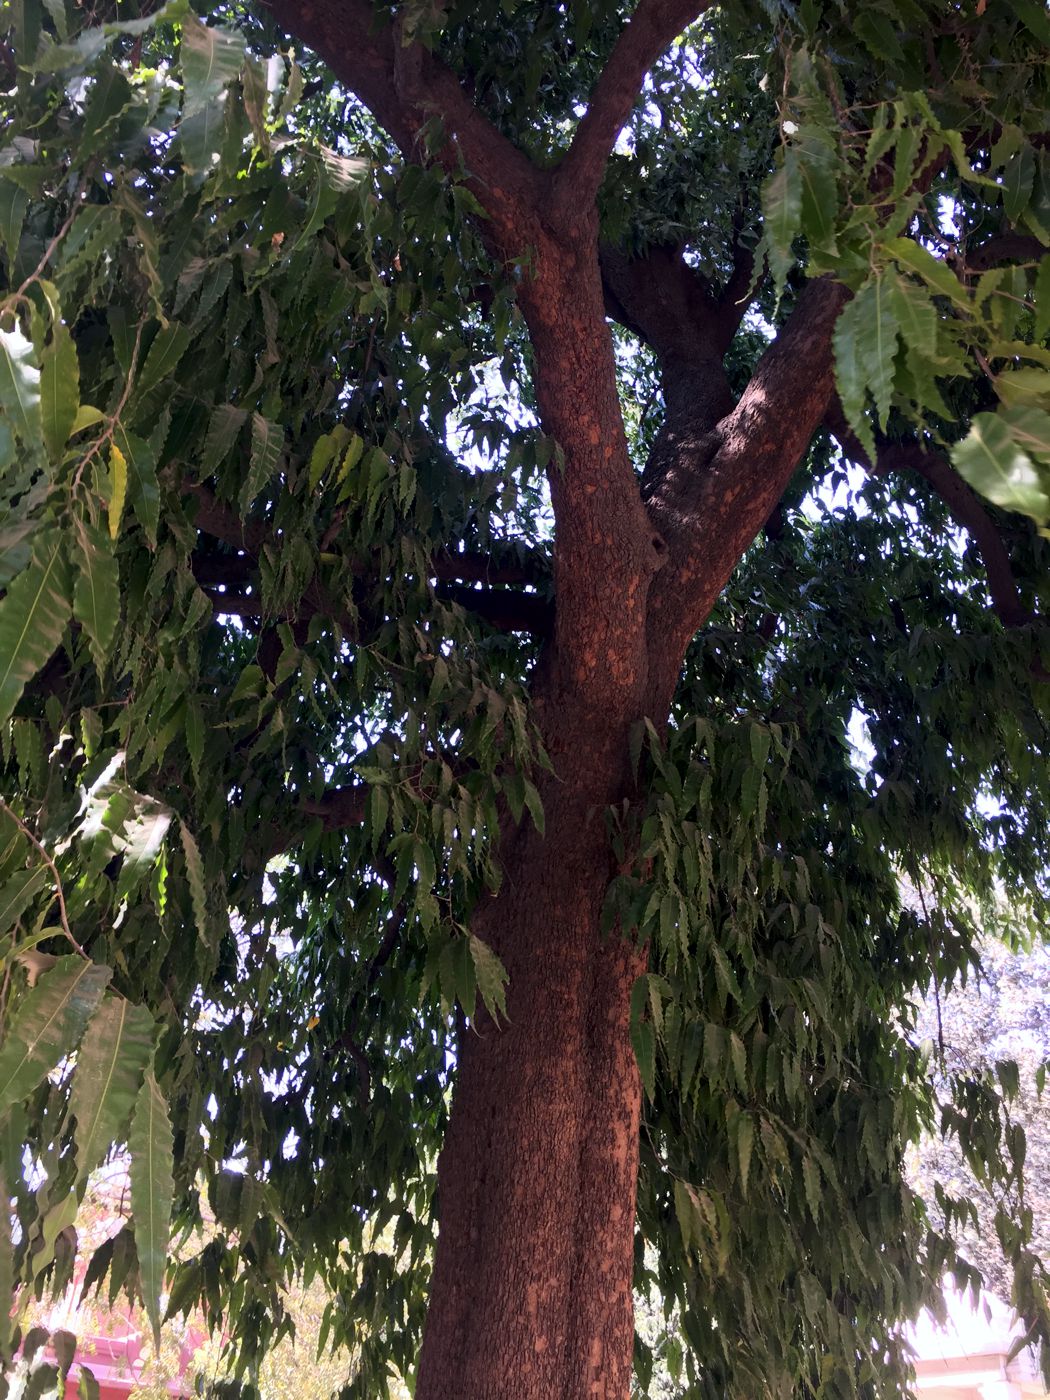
[555,0,712,209]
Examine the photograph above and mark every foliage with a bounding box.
[908,928,1050,1303]
[0,0,1046,1397]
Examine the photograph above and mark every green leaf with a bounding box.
[832,299,874,459]
[0,532,71,727]
[735,1112,754,1196]
[887,268,937,364]
[631,1014,656,1100]
[180,96,227,176]
[0,956,111,1113]
[674,1178,694,1252]
[0,1163,11,1358]
[241,56,271,153]
[796,132,839,255]
[468,934,509,1023]
[0,178,28,264]
[1001,405,1050,465]
[112,427,159,546]
[135,323,190,397]
[1034,256,1050,342]
[240,414,282,511]
[0,326,41,446]
[202,403,246,473]
[951,411,1050,526]
[802,1155,822,1221]
[39,307,80,460]
[80,64,134,163]
[180,821,209,947]
[884,237,969,309]
[833,276,899,450]
[523,779,544,836]
[73,521,119,674]
[761,150,802,297]
[181,14,246,116]
[69,994,155,1182]
[0,865,48,936]
[994,367,1050,409]
[108,443,128,540]
[115,803,172,904]
[1003,142,1036,224]
[129,1069,174,1350]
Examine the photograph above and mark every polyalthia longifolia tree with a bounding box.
[0,0,1048,1396]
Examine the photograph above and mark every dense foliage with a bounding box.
[0,1,1048,1396]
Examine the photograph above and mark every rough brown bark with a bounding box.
[416,739,647,1400]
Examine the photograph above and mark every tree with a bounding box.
[0,1,1048,1397]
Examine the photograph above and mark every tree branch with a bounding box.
[882,442,1034,628]
[437,583,553,636]
[961,233,1047,274]
[265,783,369,859]
[262,0,543,249]
[554,0,711,208]
[827,407,1035,629]
[189,483,550,632]
[646,277,850,656]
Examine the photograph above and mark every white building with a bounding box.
[908,1288,1048,1400]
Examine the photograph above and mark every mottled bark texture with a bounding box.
[257,3,854,1395]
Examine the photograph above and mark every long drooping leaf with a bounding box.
[72,521,119,674]
[468,934,509,1023]
[107,443,127,540]
[112,427,159,545]
[0,1165,10,1360]
[129,1069,174,1349]
[180,14,245,116]
[40,308,80,460]
[69,994,155,1182]
[240,413,283,510]
[0,178,28,263]
[761,150,801,298]
[0,957,111,1113]
[180,821,209,948]
[114,802,172,903]
[0,326,41,446]
[0,532,71,727]
[952,410,1050,526]
[833,276,900,454]
[202,403,246,472]
[0,864,48,937]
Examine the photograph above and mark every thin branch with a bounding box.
[437,582,553,636]
[555,0,711,208]
[878,441,1035,630]
[0,800,88,958]
[961,233,1047,274]
[262,0,543,245]
[190,484,550,633]
[827,403,1035,630]
[265,783,370,859]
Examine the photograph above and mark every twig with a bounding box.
[15,179,88,300]
[72,321,145,495]
[0,800,88,959]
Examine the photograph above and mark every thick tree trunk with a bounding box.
[416,730,648,1400]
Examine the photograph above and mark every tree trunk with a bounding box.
[416,723,648,1400]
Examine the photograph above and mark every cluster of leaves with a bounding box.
[908,933,1050,1305]
[757,6,1050,525]
[618,455,1050,1395]
[0,0,551,1393]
